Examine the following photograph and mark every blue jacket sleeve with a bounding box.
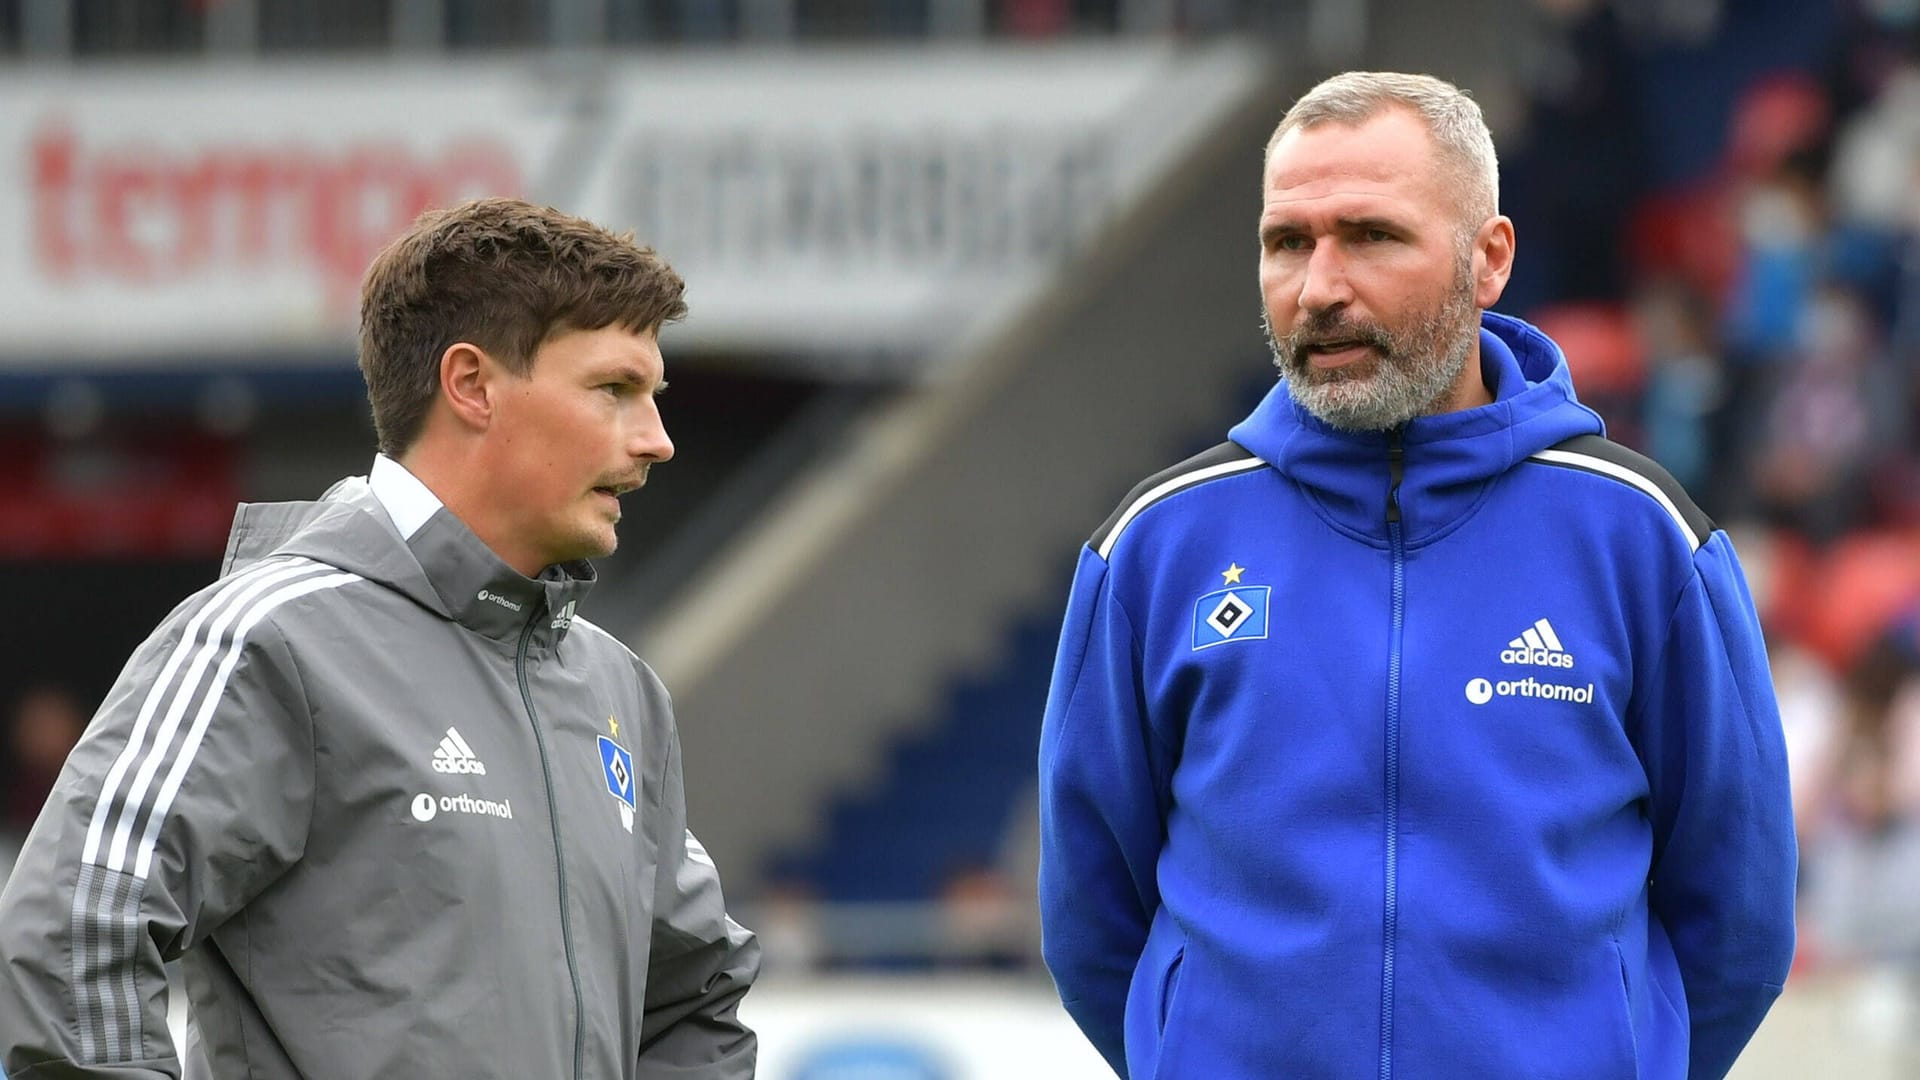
[1038,546,1170,1078]
[1634,532,1797,1080]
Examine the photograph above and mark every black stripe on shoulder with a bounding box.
[1532,434,1715,548]
[1089,441,1262,556]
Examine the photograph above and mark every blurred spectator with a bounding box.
[1634,278,1726,495]
[1828,43,1920,237]
[756,875,827,975]
[1800,612,1920,968]
[935,862,1031,970]
[2,684,87,835]
[1723,141,1827,364]
[1751,283,1909,541]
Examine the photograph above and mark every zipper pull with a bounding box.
[1386,432,1405,526]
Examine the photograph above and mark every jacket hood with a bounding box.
[220,476,594,647]
[1228,311,1604,546]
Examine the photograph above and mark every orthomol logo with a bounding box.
[411,792,514,822]
[1465,677,1594,706]
[475,588,523,612]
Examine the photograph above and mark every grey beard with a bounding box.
[1265,265,1481,432]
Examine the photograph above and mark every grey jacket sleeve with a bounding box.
[0,588,317,1079]
[636,727,761,1079]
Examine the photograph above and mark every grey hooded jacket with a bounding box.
[0,466,759,1079]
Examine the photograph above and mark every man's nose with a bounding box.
[1296,243,1354,315]
[633,418,673,464]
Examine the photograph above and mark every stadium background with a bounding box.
[2,0,1918,1074]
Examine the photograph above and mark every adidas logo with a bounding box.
[1501,618,1575,669]
[431,727,488,775]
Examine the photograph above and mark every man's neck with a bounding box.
[1432,337,1494,416]
[391,445,545,578]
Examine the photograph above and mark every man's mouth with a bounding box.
[1298,339,1378,369]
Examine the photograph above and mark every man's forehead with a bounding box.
[1266,154,1405,191]
[1259,193,1414,229]
[547,324,665,376]
[1265,111,1438,185]
[1263,116,1444,215]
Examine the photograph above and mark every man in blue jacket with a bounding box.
[1038,71,1796,1080]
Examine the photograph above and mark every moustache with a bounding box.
[594,466,650,495]
[1279,314,1396,368]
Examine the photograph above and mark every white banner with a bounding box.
[0,44,1265,369]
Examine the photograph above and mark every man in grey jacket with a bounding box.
[0,198,760,1079]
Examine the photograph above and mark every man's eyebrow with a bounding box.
[593,365,656,386]
[1261,215,1410,239]
[1336,215,1408,233]
[1259,219,1305,243]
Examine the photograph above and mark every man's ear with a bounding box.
[438,342,495,433]
[1473,215,1516,310]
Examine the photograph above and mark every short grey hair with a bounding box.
[1266,71,1499,233]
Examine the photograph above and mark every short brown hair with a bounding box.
[357,197,687,455]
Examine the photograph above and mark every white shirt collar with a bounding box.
[368,454,443,541]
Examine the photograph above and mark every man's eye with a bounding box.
[1364,229,1394,243]
[1275,235,1309,252]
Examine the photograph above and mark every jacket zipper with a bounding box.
[1381,433,1405,1080]
[518,612,587,1080]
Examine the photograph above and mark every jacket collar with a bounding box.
[402,506,595,647]
[365,454,593,644]
[223,458,594,649]
[1228,311,1605,546]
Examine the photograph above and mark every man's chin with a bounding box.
[1287,378,1410,433]
[547,529,618,568]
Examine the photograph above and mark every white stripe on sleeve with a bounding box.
[133,571,359,879]
[80,558,308,868]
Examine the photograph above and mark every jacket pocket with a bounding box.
[1150,946,1187,1080]
[1158,948,1185,1035]
[1611,939,1642,1079]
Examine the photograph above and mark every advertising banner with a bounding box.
[0,44,1263,370]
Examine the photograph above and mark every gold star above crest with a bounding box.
[1222,563,1245,585]
[607,715,620,738]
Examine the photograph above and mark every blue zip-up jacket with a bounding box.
[1038,312,1796,1080]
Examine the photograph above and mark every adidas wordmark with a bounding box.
[1500,618,1575,669]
